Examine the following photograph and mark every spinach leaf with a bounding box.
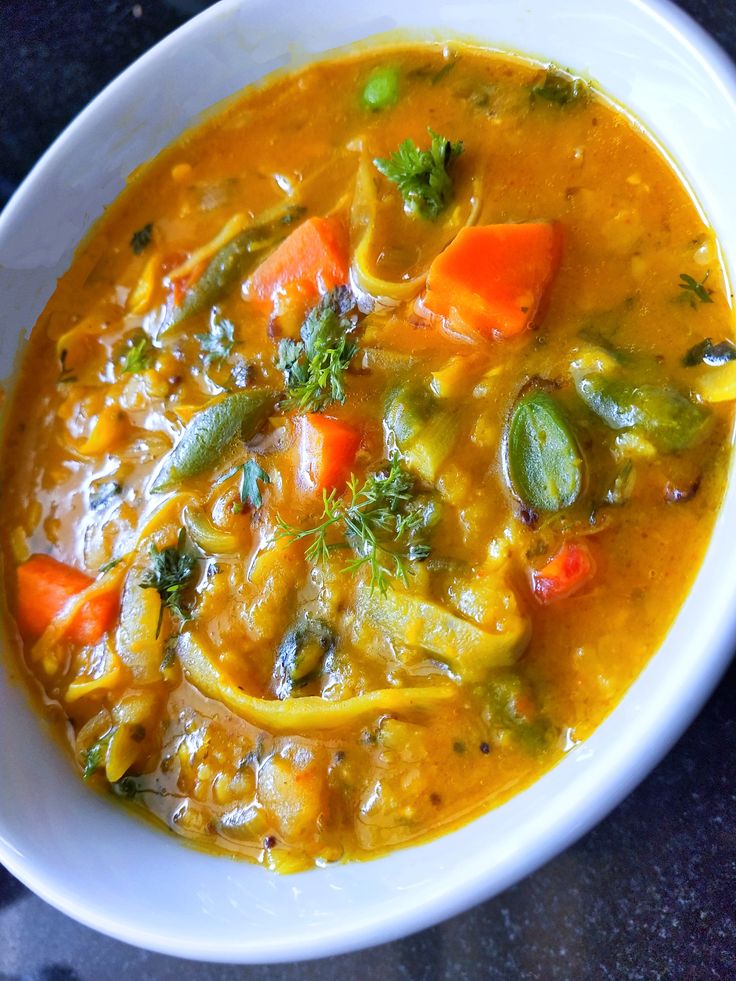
[82,730,113,779]
[274,618,336,698]
[121,336,153,374]
[277,286,358,412]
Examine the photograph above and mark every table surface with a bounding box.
[0,1,734,978]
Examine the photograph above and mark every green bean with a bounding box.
[152,390,275,492]
[165,209,303,331]
[575,375,710,452]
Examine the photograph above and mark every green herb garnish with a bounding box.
[196,315,236,366]
[531,67,588,106]
[140,528,197,637]
[276,286,358,412]
[678,272,714,308]
[82,731,113,779]
[277,456,431,594]
[99,557,122,575]
[374,128,464,221]
[161,637,178,671]
[121,336,153,374]
[683,337,736,367]
[130,222,153,255]
[237,459,270,510]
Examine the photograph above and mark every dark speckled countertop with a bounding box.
[0,1,735,978]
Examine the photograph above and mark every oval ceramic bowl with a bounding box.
[1,0,735,963]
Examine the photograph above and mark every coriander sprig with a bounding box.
[196,313,236,366]
[276,286,358,412]
[678,271,714,308]
[374,128,463,221]
[121,336,153,374]
[140,528,197,637]
[277,456,432,594]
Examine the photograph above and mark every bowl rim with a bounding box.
[0,0,735,963]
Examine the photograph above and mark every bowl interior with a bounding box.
[0,0,735,963]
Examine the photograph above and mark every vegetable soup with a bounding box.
[2,43,734,871]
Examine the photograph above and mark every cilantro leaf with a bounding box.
[678,272,714,308]
[373,128,463,221]
[82,731,112,780]
[140,529,197,637]
[121,336,153,374]
[130,222,154,255]
[276,286,358,412]
[239,459,270,509]
[196,314,236,366]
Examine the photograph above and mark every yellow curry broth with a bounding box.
[0,44,733,869]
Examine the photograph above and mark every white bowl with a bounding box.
[0,0,735,963]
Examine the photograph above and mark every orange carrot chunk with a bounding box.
[16,554,119,645]
[247,216,349,309]
[531,541,594,604]
[298,414,361,492]
[424,222,563,339]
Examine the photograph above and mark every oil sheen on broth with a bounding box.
[1,44,734,871]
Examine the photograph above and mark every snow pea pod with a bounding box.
[152,390,275,492]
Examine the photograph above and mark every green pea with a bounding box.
[362,66,400,110]
[506,390,584,512]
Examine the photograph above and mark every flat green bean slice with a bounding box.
[506,390,584,512]
[576,375,710,452]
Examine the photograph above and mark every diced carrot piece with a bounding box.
[424,222,563,339]
[298,414,361,492]
[16,554,119,645]
[247,216,349,308]
[531,541,594,604]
